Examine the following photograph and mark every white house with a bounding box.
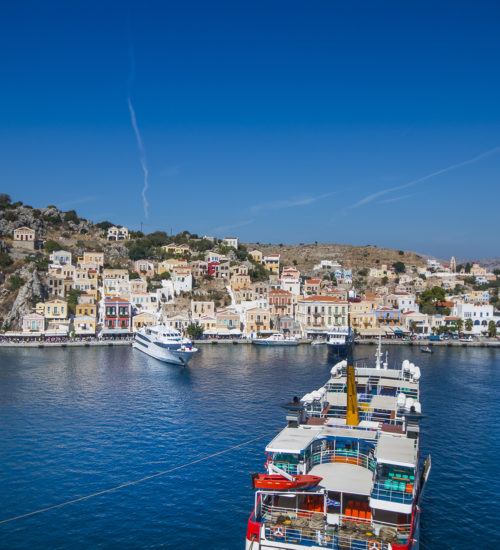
[107,226,129,241]
[222,237,239,249]
[49,250,72,266]
[453,302,495,334]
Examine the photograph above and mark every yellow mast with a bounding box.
[345,313,359,426]
[346,364,359,426]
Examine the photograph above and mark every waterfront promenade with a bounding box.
[1,337,499,348]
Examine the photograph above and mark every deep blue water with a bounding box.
[0,344,498,549]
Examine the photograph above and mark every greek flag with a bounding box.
[327,498,340,507]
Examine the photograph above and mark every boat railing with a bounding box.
[260,503,408,548]
[306,449,376,473]
[262,522,391,549]
[371,480,414,504]
[267,459,299,476]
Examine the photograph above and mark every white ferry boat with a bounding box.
[246,339,430,550]
[326,327,353,351]
[253,334,299,346]
[132,325,198,366]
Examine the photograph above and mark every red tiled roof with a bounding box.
[301,296,346,302]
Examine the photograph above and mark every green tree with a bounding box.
[488,321,497,338]
[96,221,114,230]
[392,261,406,274]
[409,321,418,334]
[43,240,61,254]
[8,275,25,291]
[63,210,79,223]
[0,251,13,269]
[381,276,389,285]
[465,318,473,332]
[4,211,17,221]
[66,288,83,315]
[0,193,11,209]
[358,268,369,277]
[186,323,204,339]
[456,319,464,332]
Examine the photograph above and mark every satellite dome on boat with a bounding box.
[301,393,314,404]
[397,393,406,408]
[405,397,415,410]
[413,367,421,381]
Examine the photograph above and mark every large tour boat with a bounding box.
[246,338,430,550]
[132,325,198,366]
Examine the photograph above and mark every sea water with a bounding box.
[0,345,498,549]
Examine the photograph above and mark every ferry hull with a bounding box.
[132,340,196,366]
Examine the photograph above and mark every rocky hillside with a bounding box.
[244,242,423,275]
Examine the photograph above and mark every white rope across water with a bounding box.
[0,430,279,525]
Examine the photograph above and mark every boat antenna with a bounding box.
[375,334,382,370]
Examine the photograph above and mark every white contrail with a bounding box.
[250,192,336,213]
[349,145,500,209]
[128,97,149,219]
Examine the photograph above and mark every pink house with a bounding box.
[22,313,45,333]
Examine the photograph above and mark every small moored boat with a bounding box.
[421,346,432,353]
[252,333,299,346]
[251,474,323,491]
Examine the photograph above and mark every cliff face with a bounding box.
[3,264,47,330]
[0,205,93,237]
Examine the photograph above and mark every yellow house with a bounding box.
[245,307,271,335]
[158,258,188,275]
[199,315,217,332]
[13,226,36,249]
[103,269,129,297]
[263,254,280,274]
[36,299,68,320]
[77,251,104,270]
[76,302,97,318]
[73,268,99,294]
[230,273,252,291]
[351,311,377,331]
[161,243,192,256]
[132,312,157,331]
[249,250,263,264]
[349,300,377,315]
[74,316,96,335]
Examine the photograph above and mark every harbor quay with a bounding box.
[1,337,499,348]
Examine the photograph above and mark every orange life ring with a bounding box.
[368,540,380,550]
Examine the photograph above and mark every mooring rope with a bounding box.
[0,430,279,525]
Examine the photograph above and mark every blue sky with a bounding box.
[1,1,499,259]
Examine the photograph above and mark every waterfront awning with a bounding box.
[100,329,132,335]
[265,427,320,454]
[375,435,417,467]
[358,328,384,336]
[310,463,373,495]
